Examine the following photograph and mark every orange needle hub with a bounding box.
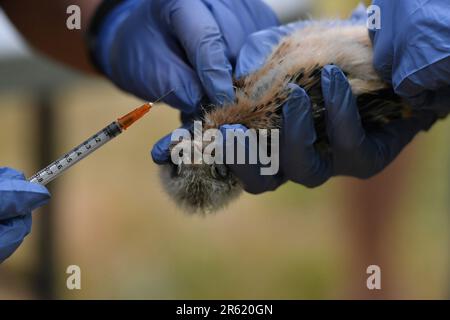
[117,103,152,130]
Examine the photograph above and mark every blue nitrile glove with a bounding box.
[91,0,279,115]
[151,81,336,193]
[207,7,360,192]
[152,5,438,193]
[222,66,436,194]
[0,168,50,263]
[151,5,363,167]
[217,84,329,194]
[152,122,193,165]
[370,0,450,117]
[321,65,436,178]
[217,4,441,193]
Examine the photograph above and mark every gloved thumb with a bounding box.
[151,133,173,165]
[219,124,283,194]
[0,168,50,220]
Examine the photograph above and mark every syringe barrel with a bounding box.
[29,122,122,185]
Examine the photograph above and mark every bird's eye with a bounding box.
[211,164,228,180]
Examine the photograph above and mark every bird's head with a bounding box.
[159,138,243,214]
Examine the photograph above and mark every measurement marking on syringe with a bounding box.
[29,103,153,186]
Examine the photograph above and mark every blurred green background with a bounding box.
[0,0,448,299]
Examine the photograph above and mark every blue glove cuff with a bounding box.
[89,0,143,76]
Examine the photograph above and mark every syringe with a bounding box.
[29,103,152,185]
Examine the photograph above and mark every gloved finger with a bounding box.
[151,119,197,165]
[0,167,26,180]
[109,22,204,113]
[200,0,274,65]
[146,58,205,113]
[404,86,450,118]
[220,124,285,194]
[282,84,331,188]
[425,87,450,118]
[322,65,380,177]
[151,133,173,164]
[365,111,437,175]
[0,179,50,220]
[0,214,31,263]
[322,65,428,178]
[200,0,245,63]
[322,65,366,154]
[166,0,234,105]
[208,0,279,63]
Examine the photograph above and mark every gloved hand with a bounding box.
[152,5,437,194]
[370,0,450,117]
[218,66,436,194]
[0,168,50,263]
[151,5,362,166]
[91,0,279,115]
[208,4,440,193]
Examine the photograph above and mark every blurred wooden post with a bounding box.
[33,90,56,299]
[342,147,416,299]
[0,57,82,299]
